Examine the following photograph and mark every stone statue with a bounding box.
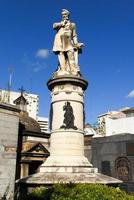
[53,9,84,76]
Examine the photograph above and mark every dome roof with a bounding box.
[19,111,41,133]
[84,123,96,136]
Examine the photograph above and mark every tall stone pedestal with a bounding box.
[40,75,92,172]
[17,75,122,188]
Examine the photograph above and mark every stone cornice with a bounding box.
[47,75,88,91]
[0,103,20,113]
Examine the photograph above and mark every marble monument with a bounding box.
[17,9,121,188]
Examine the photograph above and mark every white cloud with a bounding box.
[31,62,48,72]
[127,89,134,98]
[36,49,49,58]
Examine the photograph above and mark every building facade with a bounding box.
[37,116,49,133]
[0,90,39,120]
[0,93,50,198]
[97,107,134,136]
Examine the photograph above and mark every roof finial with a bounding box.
[19,86,25,96]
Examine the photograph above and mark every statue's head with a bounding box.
[61,9,70,20]
[66,101,70,106]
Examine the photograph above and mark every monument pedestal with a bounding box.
[40,130,92,169]
[17,75,122,188]
[40,75,92,171]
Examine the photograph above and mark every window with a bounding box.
[126,113,134,117]
[101,161,111,176]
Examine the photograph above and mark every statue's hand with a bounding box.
[64,20,68,24]
[74,43,85,49]
[53,22,65,29]
[62,20,68,27]
[61,21,65,27]
[77,43,85,48]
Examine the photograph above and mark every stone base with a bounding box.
[17,171,122,185]
[17,165,122,186]
[41,130,93,168]
[40,156,92,169]
[16,164,122,200]
[40,166,96,173]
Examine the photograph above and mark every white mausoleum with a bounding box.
[97,107,134,136]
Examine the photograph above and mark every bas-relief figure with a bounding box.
[53,9,84,76]
[60,101,77,130]
[115,157,131,182]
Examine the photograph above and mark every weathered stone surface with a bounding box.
[17,171,121,185]
[92,133,134,192]
[0,104,20,197]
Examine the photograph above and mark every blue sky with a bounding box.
[0,0,134,124]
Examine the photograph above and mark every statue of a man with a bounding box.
[53,9,84,76]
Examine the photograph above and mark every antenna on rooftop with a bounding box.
[7,67,14,103]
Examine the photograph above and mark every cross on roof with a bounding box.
[19,86,25,96]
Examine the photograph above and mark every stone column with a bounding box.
[40,75,92,173]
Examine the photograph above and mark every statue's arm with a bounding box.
[53,22,63,30]
[72,23,84,49]
[72,23,78,45]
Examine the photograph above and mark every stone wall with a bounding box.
[84,135,92,163]
[92,134,134,192]
[0,104,19,198]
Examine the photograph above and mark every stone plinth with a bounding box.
[40,130,92,170]
[36,74,121,185]
[16,75,122,195]
[18,171,121,185]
